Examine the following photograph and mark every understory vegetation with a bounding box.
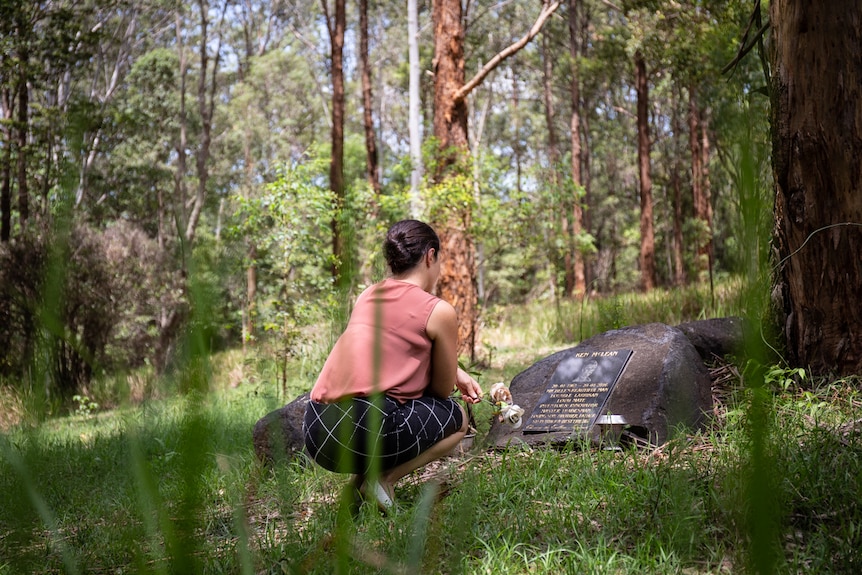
[2,283,861,574]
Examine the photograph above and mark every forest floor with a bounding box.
[2,286,862,574]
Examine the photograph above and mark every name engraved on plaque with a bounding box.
[523,349,633,434]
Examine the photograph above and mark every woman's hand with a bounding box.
[455,367,483,404]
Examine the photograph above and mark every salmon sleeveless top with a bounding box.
[310,278,441,403]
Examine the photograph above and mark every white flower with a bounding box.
[489,382,513,404]
[500,403,525,429]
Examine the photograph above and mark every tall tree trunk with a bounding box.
[671,87,687,286]
[432,0,469,161]
[688,85,711,279]
[187,0,223,247]
[513,71,523,194]
[245,244,257,350]
[324,0,346,284]
[635,50,656,291]
[175,9,189,246]
[541,30,570,297]
[700,110,714,292]
[1,87,11,242]
[431,0,474,356]
[408,0,422,214]
[771,0,862,375]
[432,0,559,356]
[579,3,594,290]
[359,0,380,198]
[16,54,28,228]
[567,0,586,299]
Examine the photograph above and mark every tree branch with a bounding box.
[453,0,560,105]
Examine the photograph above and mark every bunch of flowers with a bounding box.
[488,382,525,429]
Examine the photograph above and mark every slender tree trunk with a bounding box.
[324,0,346,284]
[771,0,862,375]
[359,0,380,199]
[513,71,523,194]
[16,57,28,228]
[689,85,710,278]
[635,50,656,291]
[245,244,257,350]
[567,0,586,299]
[541,30,570,296]
[187,0,223,247]
[1,87,11,242]
[700,110,714,292]
[408,0,422,214]
[175,10,189,244]
[671,88,686,286]
[579,4,594,290]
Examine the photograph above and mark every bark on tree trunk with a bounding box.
[187,0,223,247]
[360,0,380,198]
[541,30,570,297]
[431,0,559,356]
[432,0,469,158]
[771,0,862,375]
[16,60,28,227]
[175,9,189,243]
[1,87,11,242]
[324,0,347,284]
[700,111,714,292]
[245,244,257,352]
[671,88,686,286]
[568,0,586,299]
[688,85,713,280]
[635,50,656,291]
[432,0,473,356]
[579,3,593,290]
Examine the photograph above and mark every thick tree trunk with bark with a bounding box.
[771,0,862,375]
[432,0,473,356]
[635,50,656,291]
[431,0,559,356]
[432,0,469,158]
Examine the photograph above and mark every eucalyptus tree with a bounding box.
[320,0,348,285]
[431,0,559,356]
[770,0,862,375]
[359,0,380,197]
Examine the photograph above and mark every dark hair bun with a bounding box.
[384,219,441,275]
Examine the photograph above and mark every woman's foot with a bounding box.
[360,478,395,513]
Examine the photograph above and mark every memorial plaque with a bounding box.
[523,349,633,434]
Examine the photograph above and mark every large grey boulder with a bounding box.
[485,323,713,449]
[252,392,310,463]
[676,316,748,361]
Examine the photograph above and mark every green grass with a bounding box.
[2,282,862,573]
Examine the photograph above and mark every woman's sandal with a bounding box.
[358,477,395,514]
